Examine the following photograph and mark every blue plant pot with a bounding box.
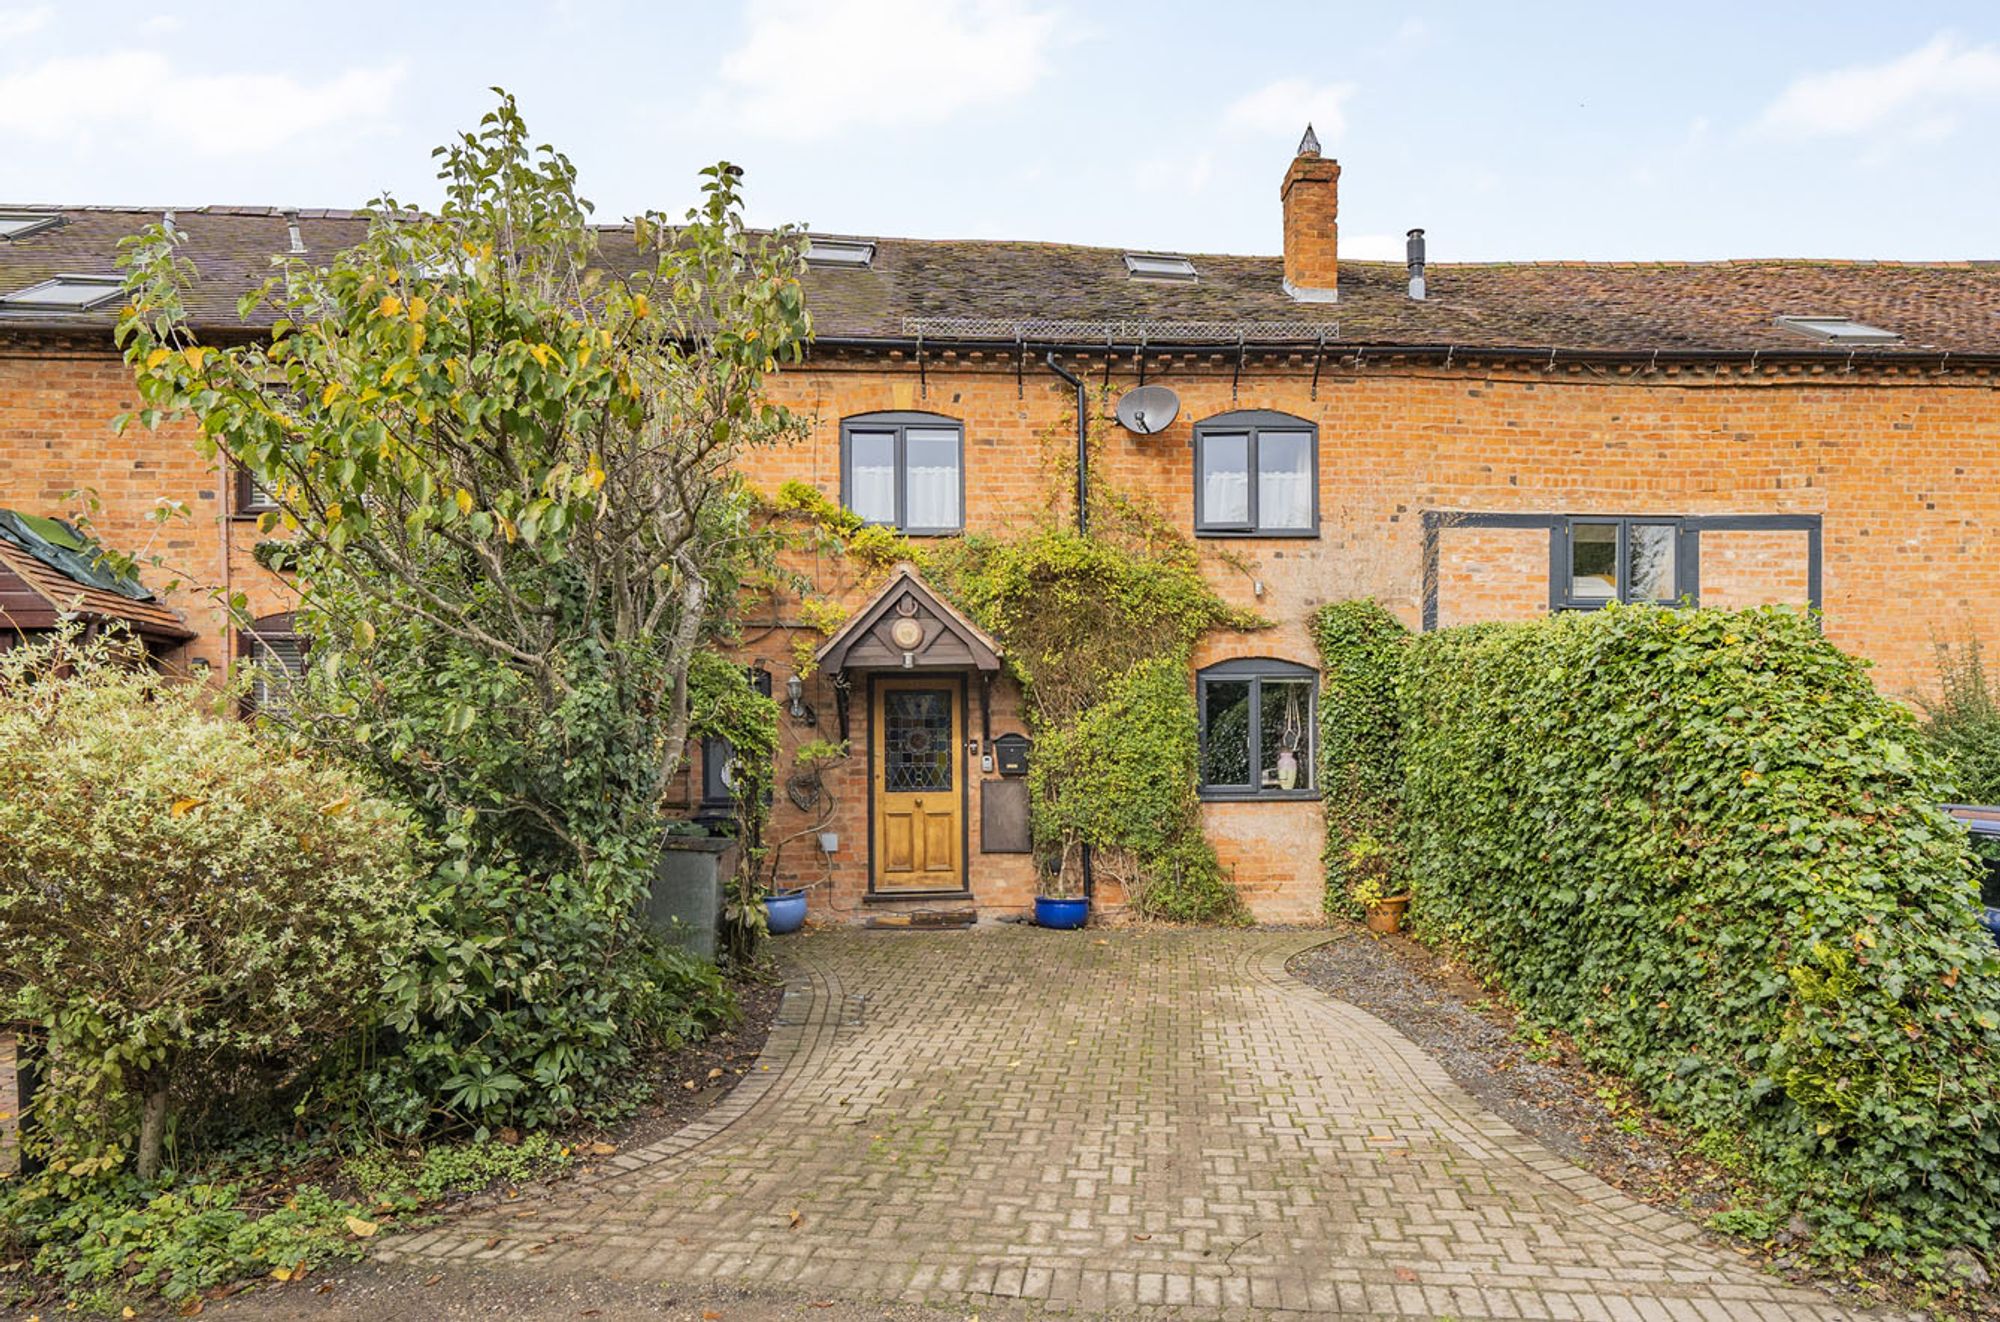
[764,890,808,935]
[1034,896,1090,930]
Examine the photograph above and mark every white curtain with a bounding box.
[1256,432,1312,530]
[904,429,960,529]
[849,430,897,523]
[1203,432,1251,525]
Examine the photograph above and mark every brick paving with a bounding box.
[388,928,1899,1319]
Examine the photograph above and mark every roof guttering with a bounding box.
[807,333,1993,371]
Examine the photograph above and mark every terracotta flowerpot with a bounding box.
[1364,895,1411,935]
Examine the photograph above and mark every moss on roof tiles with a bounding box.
[3,205,1999,356]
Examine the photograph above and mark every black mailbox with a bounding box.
[993,733,1031,777]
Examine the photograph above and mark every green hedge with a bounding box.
[1395,605,2000,1266]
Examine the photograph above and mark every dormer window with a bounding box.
[1775,315,1900,344]
[1124,252,1197,282]
[0,275,123,311]
[0,212,63,241]
[804,238,876,269]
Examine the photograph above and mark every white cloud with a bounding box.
[1758,33,2000,140]
[0,52,405,155]
[710,0,1062,139]
[1341,233,1405,261]
[1130,148,1214,198]
[1223,77,1356,148]
[0,5,51,38]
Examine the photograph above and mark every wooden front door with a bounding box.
[871,677,964,892]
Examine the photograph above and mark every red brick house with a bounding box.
[5,137,2000,921]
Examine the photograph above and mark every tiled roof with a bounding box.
[3,205,1999,358]
[0,510,194,641]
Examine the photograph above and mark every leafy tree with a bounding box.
[1917,631,2000,805]
[115,93,808,1129]
[0,631,416,1180]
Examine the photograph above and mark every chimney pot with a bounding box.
[1280,130,1339,302]
[1406,228,1426,301]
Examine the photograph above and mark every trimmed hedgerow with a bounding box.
[1307,600,1409,915]
[1398,605,2000,1269]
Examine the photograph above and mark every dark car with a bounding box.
[1942,805,2000,947]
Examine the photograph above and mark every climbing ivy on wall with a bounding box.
[1306,600,1410,916]
[926,517,1259,920]
[763,400,1262,922]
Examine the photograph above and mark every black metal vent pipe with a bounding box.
[1044,351,1088,535]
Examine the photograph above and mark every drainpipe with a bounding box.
[1043,352,1096,900]
[1043,352,1087,536]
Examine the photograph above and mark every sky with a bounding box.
[3,1,1998,262]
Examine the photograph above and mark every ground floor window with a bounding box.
[241,613,303,715]
[1197,658,1318,799]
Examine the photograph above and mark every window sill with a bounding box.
[1194,528,1320,540]
[1198,788,1323,803]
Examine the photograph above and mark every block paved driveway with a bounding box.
[390,928,1895,1320]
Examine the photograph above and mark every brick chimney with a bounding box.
[1281,124,1339,303]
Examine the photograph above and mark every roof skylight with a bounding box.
[0,275,124,311]
[0,212,62,241]
[804,238,875,269]
[1124,252,1198,282]
[1775,315,1901,345]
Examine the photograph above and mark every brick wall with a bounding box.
[0,336,296,676]
[10,335,1999,919]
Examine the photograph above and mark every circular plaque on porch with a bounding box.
[890,617,924,650]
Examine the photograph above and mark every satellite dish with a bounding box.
[1115,384,1181,436]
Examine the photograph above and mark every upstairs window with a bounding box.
[0,213,62,241]
[1193,411,1317,537]
[1198,658,1318,799]
[1775,315,1900,345]
[0,275,122,311]
[234,465,278,517]
[1561,517,1686,607]
[804,238,876,269]
[1123,252,1197,281]
[841,412,964,535]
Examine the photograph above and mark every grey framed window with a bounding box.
[841,412,965,536]
[1420,511,1823,631]
[701,668,773,817]
[1192,410,1318,537]
[1197,658,1318,801]
[234,464,278,517]
[1558,517,1692,608]
[239,613,304,717]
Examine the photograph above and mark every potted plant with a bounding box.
[1347,834,1410,934]
[1034,855,1089,930]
